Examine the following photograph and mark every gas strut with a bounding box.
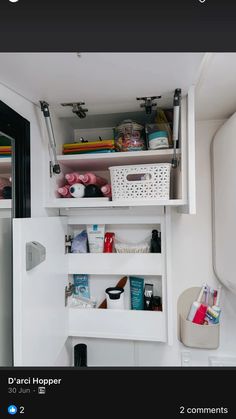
[40,101,61,174]
[172,88,181,168]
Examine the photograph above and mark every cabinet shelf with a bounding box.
[47,149,184,209]
[0,199,11,209]
[46,198,186,209]
[68,253,163,275]
[68,308,166,342]
[57,149,180,171]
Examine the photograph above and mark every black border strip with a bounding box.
[0,100,31,218]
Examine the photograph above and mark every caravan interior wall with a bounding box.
[212,113,236,294]
[71,119,236,366]
[1,54,236,366]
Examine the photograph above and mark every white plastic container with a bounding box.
[178,287,220,349]
[109,163,171,202]
[180,315,219,349]
[105,287,125,309]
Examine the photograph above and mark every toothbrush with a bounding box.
[192,284,208,325]
[187,283,207,321]
[203,286,211,325]
[206,286,222,324]
[213,289,218,306]
[205,286,209,306]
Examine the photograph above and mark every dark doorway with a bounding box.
[0,100,31,366]
[0,100,30,218]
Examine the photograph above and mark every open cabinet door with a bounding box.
[13,217,68,366]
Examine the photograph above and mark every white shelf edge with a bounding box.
[68,308,166,342]
[58,149,180,161]
[0,199,12,209]
[68,253,163,276]
[56,150,181,171]
[68,329,166,342]
[45,199,186,209]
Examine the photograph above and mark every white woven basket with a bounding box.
[109,163,171,201]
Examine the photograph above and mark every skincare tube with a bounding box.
[73,274,90,299]
[129,276,144,310]
[86,224,105,253]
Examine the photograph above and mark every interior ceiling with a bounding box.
[1,53,235,122]
[0,53,204,118]
[196,53,236,120]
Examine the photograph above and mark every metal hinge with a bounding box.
[171,153,181,170]
[49,161,53,178]
[65,235,72,254]
[65,283,74,306]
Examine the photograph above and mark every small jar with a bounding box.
[105,287,125,309]
[148,130,169,150]
[152,296,162,311]
[114,120,146,152]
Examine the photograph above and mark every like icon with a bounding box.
[8,405,18,415]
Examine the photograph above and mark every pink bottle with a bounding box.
[65,172,83,185]
[101,184,112,198]
[78,173,107,187]
[57,184,72,198]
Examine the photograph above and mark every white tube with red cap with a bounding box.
[187,283,207,321]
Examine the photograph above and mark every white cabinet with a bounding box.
[44,88,196,214]
[13,81,196,366]
[13,209,171,366]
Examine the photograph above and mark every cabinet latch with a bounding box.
[178,154,181,170]
[65,283,74,306]
[65,235,72,254]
